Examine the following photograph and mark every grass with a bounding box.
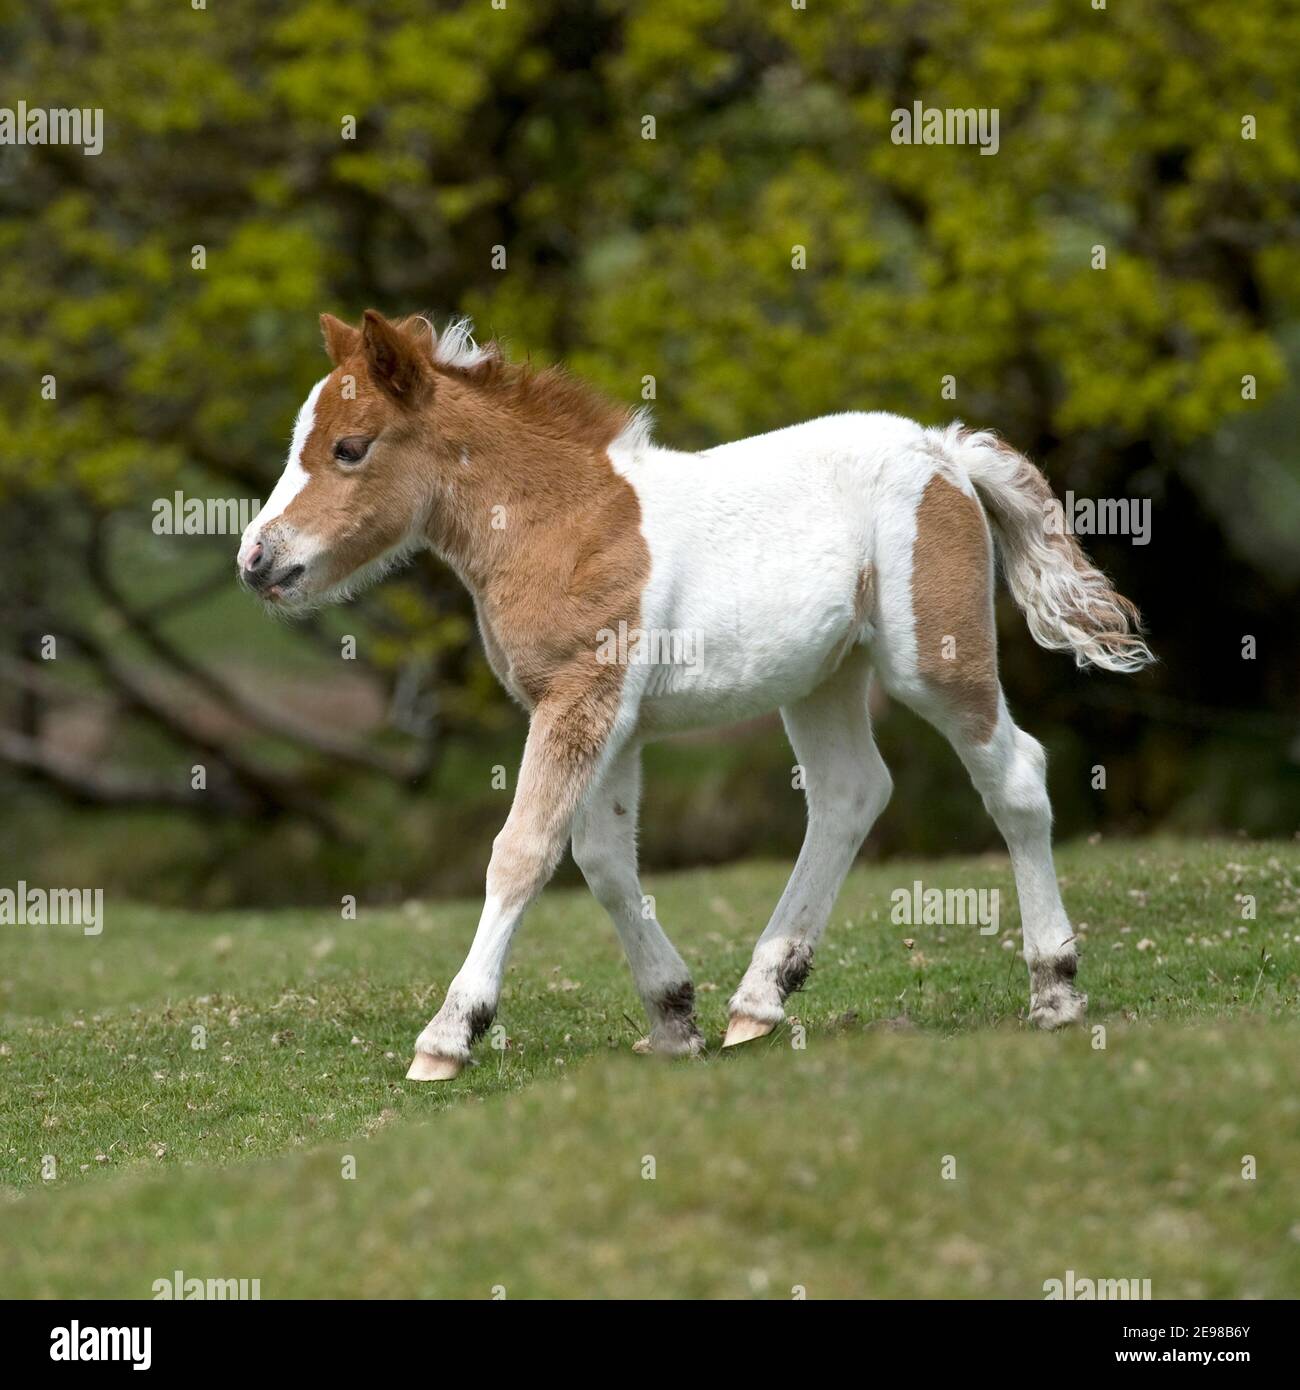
[1,837,1297,1297]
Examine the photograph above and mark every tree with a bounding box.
[2,0,1297,889]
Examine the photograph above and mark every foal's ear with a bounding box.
[320,313,360,366]
[361,309,434,404]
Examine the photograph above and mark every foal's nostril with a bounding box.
[241,539,274,588]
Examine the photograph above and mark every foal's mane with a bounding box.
[416,315,643,450]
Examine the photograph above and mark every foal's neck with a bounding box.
[422,374,633,594]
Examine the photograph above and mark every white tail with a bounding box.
[932,423,1155,673]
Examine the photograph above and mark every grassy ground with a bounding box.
[1,837,1297,1297]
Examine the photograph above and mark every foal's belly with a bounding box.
[634,673,815,737]
[613,425,881,738]
[631,590,859,737]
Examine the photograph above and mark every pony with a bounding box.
[236,310,1153,1080]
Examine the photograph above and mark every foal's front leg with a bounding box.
[407,700,610,1081]
[571,745,703,1057]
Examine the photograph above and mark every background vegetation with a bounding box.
[2,0,1298,905]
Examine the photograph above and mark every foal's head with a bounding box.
[236,310,489,610]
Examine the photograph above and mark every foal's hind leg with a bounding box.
[883,684,1085,1028]
[874,471,1085,1028]
[726,648,892,1045]
[572,745,703,1056]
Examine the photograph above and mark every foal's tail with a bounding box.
[934,424,1155,674]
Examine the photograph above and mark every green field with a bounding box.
[1,838,1297,1298]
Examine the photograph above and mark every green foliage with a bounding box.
[1,0,1298,881]
[4,0,1296,487]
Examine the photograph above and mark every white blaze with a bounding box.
[237,375,328,567]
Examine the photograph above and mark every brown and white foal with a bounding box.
[237,310,1153,1081]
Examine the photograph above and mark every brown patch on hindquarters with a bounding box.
[911,474,999,743]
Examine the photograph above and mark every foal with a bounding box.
[237,310,1153,1080]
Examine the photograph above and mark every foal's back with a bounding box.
[610,409,936,735]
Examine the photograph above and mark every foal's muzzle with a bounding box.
[238,538,305,600]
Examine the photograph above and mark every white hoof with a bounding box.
[723,1013,777,1048]
[1029,986,1088,1031]
[1028,949,1087,1031]
[405,1051,463,1081]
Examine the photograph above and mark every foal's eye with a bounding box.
[333,436,372,465]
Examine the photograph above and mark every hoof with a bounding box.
[1029,949,1087,1031]
[632,1029,705,1057]
[1029,986,1088,1030]
[405,1051,463,1082]
[723,1013,777,1048]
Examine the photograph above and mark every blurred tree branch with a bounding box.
[85,513,428,783]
